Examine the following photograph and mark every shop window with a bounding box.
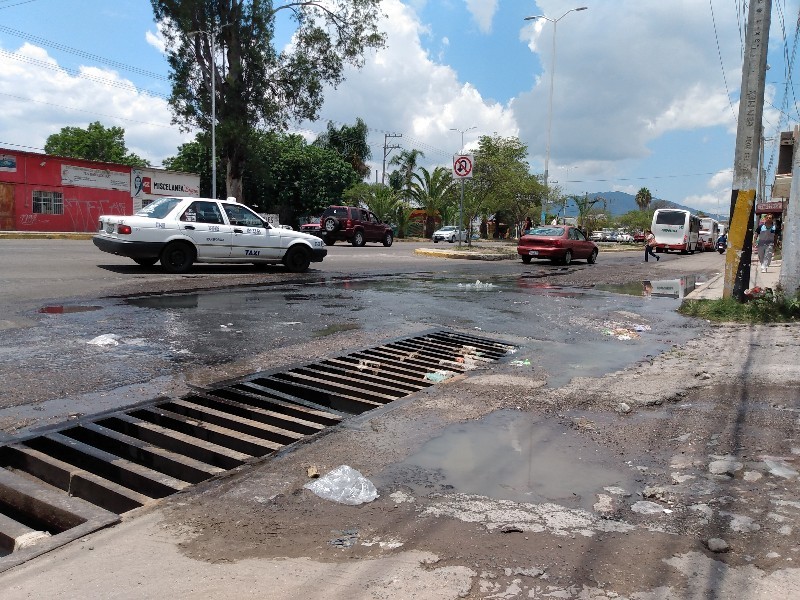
[32,191,64,215]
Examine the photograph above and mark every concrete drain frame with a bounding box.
[0,328,514,572]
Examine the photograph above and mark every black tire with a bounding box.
[383,231,393,247]
[323,217,339,233]
[587,249,598,264]
[283,246,311,273]
[448,237,455,243]
[352,230,365,246]
[521,256,532,264]
[160,242,195,273]
[324,235,335,245]
[133,257,158,267]
[433,239,439,243]
[562,250,572,265]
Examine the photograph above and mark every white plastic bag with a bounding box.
[303,465,379,505]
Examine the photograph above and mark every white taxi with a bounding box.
[93,196,327,273]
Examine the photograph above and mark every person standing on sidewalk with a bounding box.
[644,230,660,262]
[756,214,776,273]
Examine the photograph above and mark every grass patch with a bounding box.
[679,286,800,323]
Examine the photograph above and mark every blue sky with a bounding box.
[1,0,799,216]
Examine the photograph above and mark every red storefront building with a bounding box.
[0,148,199,233]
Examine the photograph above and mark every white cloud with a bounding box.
[0,42,192,164]
[464,0,499,34]
[145,28,166,54]
[300,0,517,174]
[513,1,744,168]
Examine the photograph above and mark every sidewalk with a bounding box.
[686,258,781,300]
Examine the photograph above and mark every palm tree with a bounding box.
[411,166,455,238]
[635,187,653,211]
[389,149,425,201]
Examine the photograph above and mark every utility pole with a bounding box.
[724,0,771,300]
[780,133,800,296]
[382,133,402,186]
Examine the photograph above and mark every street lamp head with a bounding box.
[525,7,587,21]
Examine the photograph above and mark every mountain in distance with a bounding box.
[571,191,727,222]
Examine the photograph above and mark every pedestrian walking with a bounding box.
[522,217,532,235]
[756,214,776,272]
[644,230,660,262]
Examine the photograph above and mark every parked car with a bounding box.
[633,232,646,243]
[319,205,394,247]
[616,232,633,243]
[300,221,323,238]
[517,225,599,265]
[92,196,327,273]
[589,230,604,242]
[432,225,468,243]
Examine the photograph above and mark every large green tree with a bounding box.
[165,130,358,223]
[471,134,543,236]
[244,131,358,223]
[44,121,149,166]
[162,134,211,193]
[313,118,372,180]
[151,0,385,201]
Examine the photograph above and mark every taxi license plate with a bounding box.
[528,250,538,256]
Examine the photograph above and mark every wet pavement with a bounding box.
[0,271,706,439]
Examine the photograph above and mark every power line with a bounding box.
[0,24,169,80]
[0,49,170,100]
[0,92,179,129]
[0,0,42,9]
[709,0,737,121]
[562,169,733,185]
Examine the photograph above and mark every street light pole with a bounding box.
[524,7,587,226]
[450,126,476,249]
[210,27,218,199]
[189,24,231,199]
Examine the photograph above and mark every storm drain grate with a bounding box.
[0,329,513,570]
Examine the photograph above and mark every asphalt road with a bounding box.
[3,238,798,599]
[0,238,723,437]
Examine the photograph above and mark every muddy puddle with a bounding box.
[380,409,638,511]
[595,274,709,299]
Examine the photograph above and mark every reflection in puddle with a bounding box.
[126,295,199,309]
[39,305,102,314]
[391,410,635,510]
[595,274,708,299]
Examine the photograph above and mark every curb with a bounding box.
[414,248,515,261]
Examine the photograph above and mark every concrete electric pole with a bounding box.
[780,134,800,296]
[382,133,402,186]
[724,0,771,300]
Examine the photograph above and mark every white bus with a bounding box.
[699,217,720,251]
[651,208,702,254]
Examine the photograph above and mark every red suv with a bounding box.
[321,206,394,247]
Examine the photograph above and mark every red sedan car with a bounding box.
[517,225,599,265]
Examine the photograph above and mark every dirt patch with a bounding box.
[147,322,800,598]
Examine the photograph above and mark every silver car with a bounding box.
[432,226,468,243]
